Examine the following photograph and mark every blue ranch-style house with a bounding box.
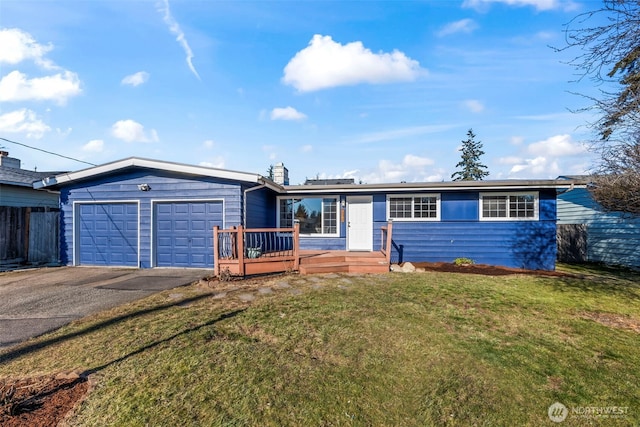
[34,157,583,272]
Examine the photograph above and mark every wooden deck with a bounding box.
[213,222,392,277]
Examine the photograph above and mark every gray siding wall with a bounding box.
[558,188,640,268]
[59,170,246,268]
[0,185,59,208]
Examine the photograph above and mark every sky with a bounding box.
[0,0,607,184]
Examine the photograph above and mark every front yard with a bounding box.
[1,264,639,426]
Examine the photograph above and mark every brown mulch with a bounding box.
[410,262,572,277]
[0,373,89,427]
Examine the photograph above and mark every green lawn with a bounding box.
[1,264,639,426]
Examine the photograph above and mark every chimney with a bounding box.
[0,151,21,169]
[273,162,289,185]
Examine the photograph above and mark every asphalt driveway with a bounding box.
[0,267,209,349]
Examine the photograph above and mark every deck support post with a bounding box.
[237,225,245,276]
[384,221,393,265]
[293,222,300,270]
[213,225,220,276]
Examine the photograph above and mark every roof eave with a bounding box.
[34,157,283,190]
[283,179,588,194]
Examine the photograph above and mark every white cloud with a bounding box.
[462,0,572,11]
[282,34,424,92]
[157,0,200,80]
[262,144,277,160]
[56,127,72,137]
[111,119,159,143]
[0,70,81,104]
[202,139,216,149]
[527,134,586,156]
[0,108,51,138]
[199,157,225,169]
[463,99,485,113]
[301,144,313,152]
[509,156,561,176]
[510,136,524,145]
[0,28,56,69]
[359,154,437,184]
[403,154,435,168]
[497,155,523,165]
[121,71,149,87]
[437,19,478,37]
[82,139,104,152]
[506,134,590,178]
[270,106,307,121]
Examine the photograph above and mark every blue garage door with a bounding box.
[155,201,223,268]
[78,203,138,266]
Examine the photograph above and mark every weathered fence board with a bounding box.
[0,207,59,266]
[28,211,60,263]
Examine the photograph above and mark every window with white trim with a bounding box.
[278,197,338,235]
[387,194,440,221]
[480,192,539,220]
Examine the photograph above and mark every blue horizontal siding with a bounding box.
[388,220,556,270]
[441,192,478,221]
[59,169,245,268]
[558,188,640,268]
[244,186,277,228]
[300,237,345,251]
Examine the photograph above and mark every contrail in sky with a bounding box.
[158,0,200,80]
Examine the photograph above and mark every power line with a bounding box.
[0,136,96,167]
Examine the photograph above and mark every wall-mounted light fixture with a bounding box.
[137,183,151,191]
[340,199,346,208]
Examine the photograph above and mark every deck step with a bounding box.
[297,251,389,275]
[299,262,389,275]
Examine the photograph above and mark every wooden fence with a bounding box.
[0,207,59,266]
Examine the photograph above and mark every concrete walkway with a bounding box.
[0,267,209,349]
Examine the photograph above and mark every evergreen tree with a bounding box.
[451,129,489,181]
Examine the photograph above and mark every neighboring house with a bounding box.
[0,151,62,267]
[557,176,640,269]
[35,157,582,271]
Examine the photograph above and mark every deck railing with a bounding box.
[213,224,300,277]
[380,221,393,265]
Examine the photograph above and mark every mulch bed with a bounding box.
[0,374,88,427]
[410,262,571,277]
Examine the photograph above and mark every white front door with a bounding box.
[347,196,373,251]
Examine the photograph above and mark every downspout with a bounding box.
[243,182,267,227]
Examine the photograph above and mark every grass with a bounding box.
[1,264,639,426]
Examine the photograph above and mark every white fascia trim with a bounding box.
[35,157,284,192]
[283,183,581,194]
